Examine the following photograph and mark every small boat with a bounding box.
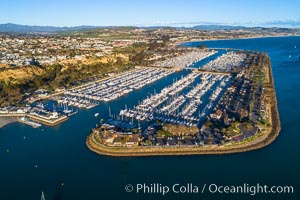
[41,191,46,200]
[18,116,41,128]
[94,113,99,117]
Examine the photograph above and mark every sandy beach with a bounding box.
[0,117,18,128]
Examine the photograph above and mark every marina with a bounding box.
[119,70,231,127]
[0,47,271,148]
[53,67,175,108]
[0,50,258,133]
[0,48,250,131]
[154,49,217,68]
[201,51,247,72]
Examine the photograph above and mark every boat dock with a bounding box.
[0,105,69,127]
[154,49,217,68]
[119,71,231,127]
[53,67,175,108]
[27,113,67,126]
[201,51,247,72]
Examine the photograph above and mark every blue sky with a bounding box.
[1,0,300,27]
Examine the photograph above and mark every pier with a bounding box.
[27,114,68,126]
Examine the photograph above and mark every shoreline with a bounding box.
[0,117,18,128]
[86,56,281,157]
[86,101,280,157]
[176,34,300,46]
[0,114,67,127]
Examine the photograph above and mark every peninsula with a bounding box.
[86,50,281,156]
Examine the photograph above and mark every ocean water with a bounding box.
[0,36,300,200]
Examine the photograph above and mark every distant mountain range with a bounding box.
[0,23,101,33]
[0,23,297,33]
[191,25,247,30]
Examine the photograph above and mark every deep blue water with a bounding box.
[1,36,300,200]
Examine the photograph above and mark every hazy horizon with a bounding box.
[1,0,300,28]
[1,22,300,29]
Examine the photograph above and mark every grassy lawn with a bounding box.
[242,122,254,130]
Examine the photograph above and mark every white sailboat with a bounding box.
[108,106,112,118]
[41,191,45,200]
